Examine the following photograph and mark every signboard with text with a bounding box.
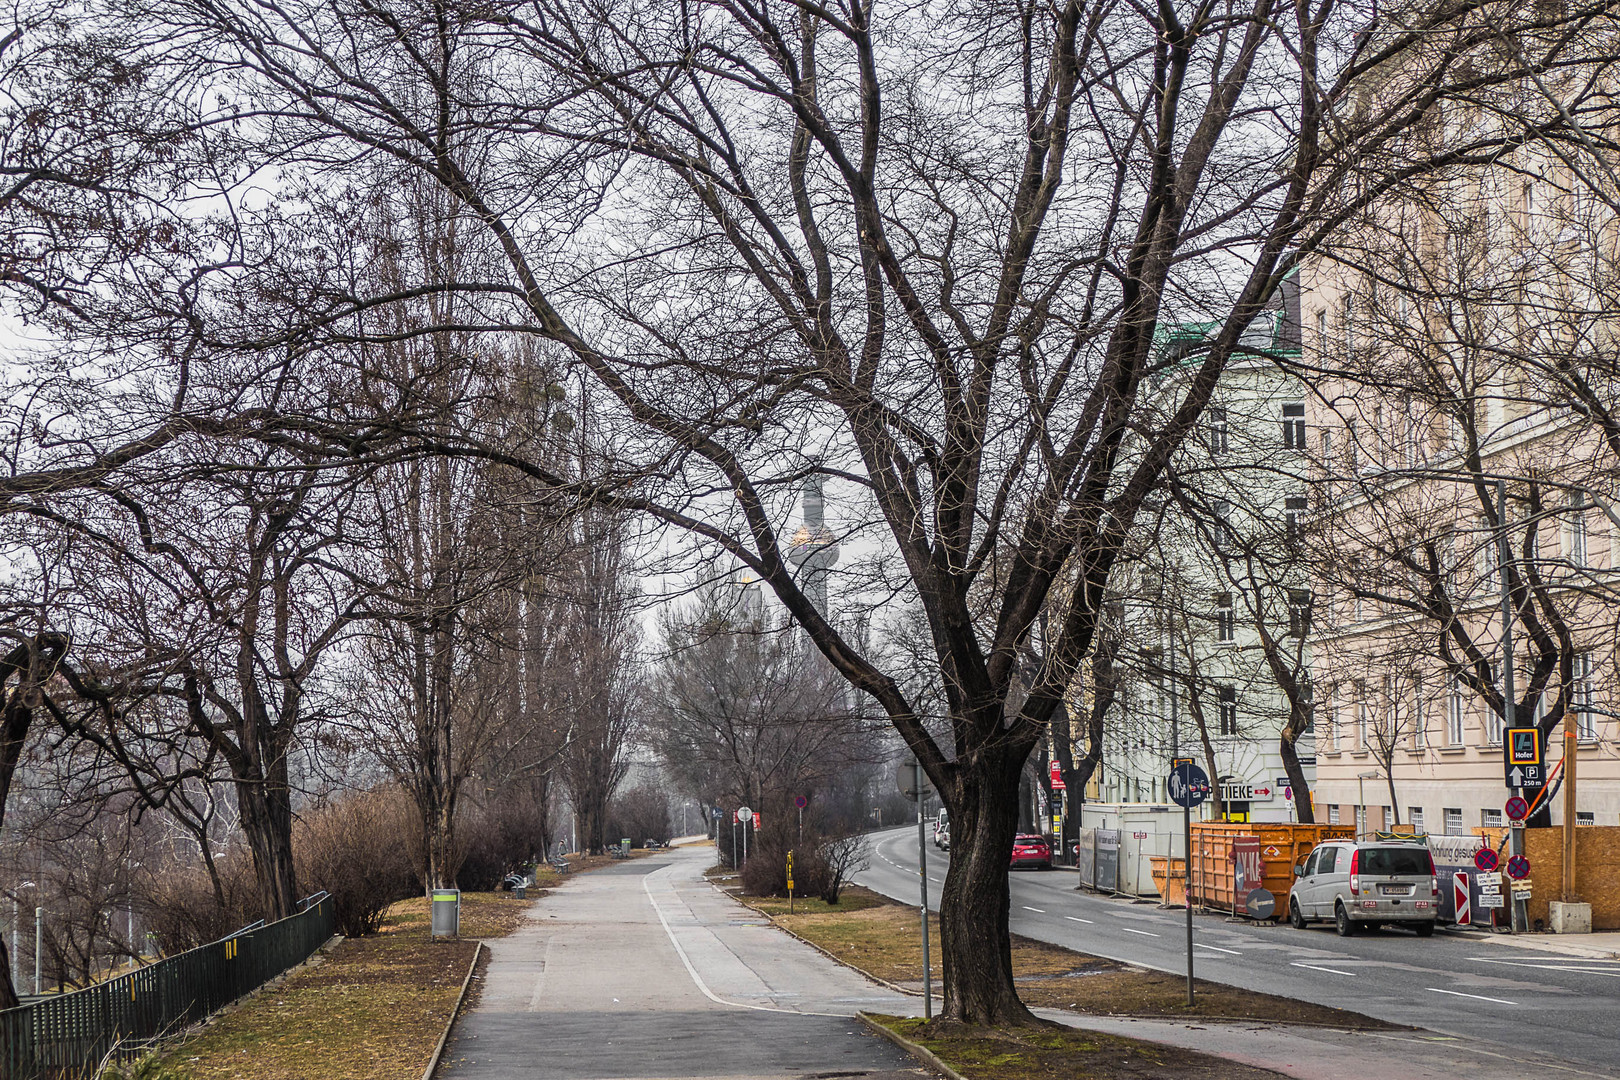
[1504,727,1546,790]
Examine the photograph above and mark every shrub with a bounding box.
[605,785,672,847]
[294,787,418,937]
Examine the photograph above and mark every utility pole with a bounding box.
[1499,480,1528,934]
[914,759,932,1021]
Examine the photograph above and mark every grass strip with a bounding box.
[862,1013,1291,1080]
[729,883,1394,1029]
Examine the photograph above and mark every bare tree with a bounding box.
[16,0,1620,1023]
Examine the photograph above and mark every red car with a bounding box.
[1010,833,1053,870]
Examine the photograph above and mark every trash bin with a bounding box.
[514,884,527,900]
[430,888,460,939]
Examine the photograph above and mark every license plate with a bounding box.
[1379,884,1412,896]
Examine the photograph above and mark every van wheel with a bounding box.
[1414,922,1434,937]
[1335,903,1357,937]
[1289,899,1307,930]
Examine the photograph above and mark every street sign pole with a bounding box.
[1498,480,1527,934]
[1183,785,1194,1004]
[915,759,932,1020]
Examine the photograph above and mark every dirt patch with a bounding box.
[743,886,1394,1030]
[868,1014,1289,1080]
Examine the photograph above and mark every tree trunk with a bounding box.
[1278,729,1315,824]
[236,771,299,920]
[936,750,1038,1026]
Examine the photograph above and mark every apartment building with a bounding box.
[1093,291,1318,824]
[1299,145,1620,832]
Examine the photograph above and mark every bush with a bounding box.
[605,785,672,847]
[456,782,555,891]
[294,787,418,937]
[736,807,869,903]
[138,854,259,956]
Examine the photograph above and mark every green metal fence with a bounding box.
[0,893,333,1080]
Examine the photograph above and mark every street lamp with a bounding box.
[1356,771,1379,837]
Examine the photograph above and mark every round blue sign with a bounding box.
[1168,762,1211,809]
[1506,854,1531,880]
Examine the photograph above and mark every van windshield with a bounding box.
[1361,848,1430,876]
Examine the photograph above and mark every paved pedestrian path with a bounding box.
[436,847,931,1080]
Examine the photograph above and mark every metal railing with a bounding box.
[0,893,333,1080]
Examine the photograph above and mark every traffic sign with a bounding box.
[1453,872,1471,925]
[736,804,753,824]
[1049,760,1066,790]
[1167,761,1211,809]
[1477,871,1502,887]
[793,794,809,810]
[712,806,723,819]
[896,759,936,801]
[1474,847,1500,872]
[1478,891,1505,909]
[1505,728,1546,790]
[1244,888,1276,920]
[1505,796,1529,822]
[1506,854,1530,880]
[1511,877,1533,895]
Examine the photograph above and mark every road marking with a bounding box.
[1122,927,1160,937]
[1428,987,1518,1006]
[1022,906,1047,913]
[1290,962,1356,976]
[1194,943,1242,955]
[1469,958,1620,977]
[644,871,841,1017]
[1064,916,1094,924]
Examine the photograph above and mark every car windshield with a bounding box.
[1360,847,1430,876]
[1015,835,1044,845]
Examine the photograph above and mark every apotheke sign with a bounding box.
[1219,783,1274,802]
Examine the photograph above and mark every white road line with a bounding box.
[1022,906,1047,913]
[1291,962,1356,976]
[1122,927,1160,937]
[1428,987,1518,1006]
[643,871,840,1017]
[1064,916,1094,924]
[1194,943,1242,955]
[1469,958,1620,977]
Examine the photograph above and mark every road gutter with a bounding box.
[855,1012,967,1080]
[422,940,483,1080]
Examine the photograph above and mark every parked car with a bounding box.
[933,809,950,848]
[938,827,950,852]
[1287,837,1439,936]
[1010,833,1053,870]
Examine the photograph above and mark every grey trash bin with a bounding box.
[430,888,460,938]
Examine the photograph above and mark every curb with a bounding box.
[855,1012,966,1080]
[422,940,483,1080]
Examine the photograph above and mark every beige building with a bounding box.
[1297,143,1620,834]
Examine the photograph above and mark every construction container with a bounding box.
[1078,802,1181,895]
[1188,821,1353,914]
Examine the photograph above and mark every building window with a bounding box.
[1444,807,1463,835]
[1484,676,1504,746]
[1410,807,1425,833]
[1412,680,1426,749]
[1283,403,1306,449]
[1287,589,1312,638]
[1316,308,1328,349]
[1342,294,1355,358]
[1285,497,1308,546]
[1577,811,1595,826]
[1355,805,1367,835]
[1574,652,1596,740]
[1446,679,1465,745]
[1356,683,1369,747]
[1482,808,1503,828]
[1328,804,1341,825]
[1212,500,1231,548]
[1215,592,1235,642]
[1218,687,1238,735]
[1208,407,1228,456]
[1566,490,1588,566]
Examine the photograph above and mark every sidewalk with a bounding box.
[435,848,931,1080]
[1441,925,1620,959]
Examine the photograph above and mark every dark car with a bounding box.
[1010,833,1052,870]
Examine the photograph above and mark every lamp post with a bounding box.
[1355,771,1379,837]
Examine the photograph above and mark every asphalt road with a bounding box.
[856,826,1620,1075]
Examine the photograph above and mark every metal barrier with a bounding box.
[0,893,333,1080]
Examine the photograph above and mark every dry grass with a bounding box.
[144,889,556,1080]
[868,1015,1289,1080]
[741,886,1394,1030]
